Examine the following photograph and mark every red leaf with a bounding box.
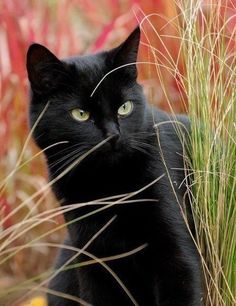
[91,21,116,51]
[0,197,12,229]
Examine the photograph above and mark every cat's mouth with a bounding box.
[101,139,122,153]
[82,136,131,163]
[99,134,121,151]
[95,136,127,160]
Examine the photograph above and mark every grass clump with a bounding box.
[180,1,236,305]
[141,1,235,304]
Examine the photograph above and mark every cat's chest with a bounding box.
[58,156,149,203]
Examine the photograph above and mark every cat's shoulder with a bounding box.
[148,106,190,133]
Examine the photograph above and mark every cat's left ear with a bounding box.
[111,26,140,79]
[26,43,67,95]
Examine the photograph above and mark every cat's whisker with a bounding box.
[49,141,96,170]
[129,131,156,136]
[129,142,154,158]
[130,139,158,152]
[48,143,80,159]
[49,147,83,169]
[130,138,155,146]
[129,134,157,144]
[52,147,91,176]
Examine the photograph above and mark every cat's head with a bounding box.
[26,27,149,166]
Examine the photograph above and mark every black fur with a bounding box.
[27,27,203,305]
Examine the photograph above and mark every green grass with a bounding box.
[143,1,235,304]
[180,1,236,305]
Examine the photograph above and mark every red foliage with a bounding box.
[0,196,12,229]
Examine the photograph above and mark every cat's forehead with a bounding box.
[61,52,130,109]
[64,53,110,92]
[60,52,127,111]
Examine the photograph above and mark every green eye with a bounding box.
[118,101,133,117]
[71,108,90,122]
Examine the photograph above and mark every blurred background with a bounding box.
[0,0,236,305]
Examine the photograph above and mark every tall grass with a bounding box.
[149,1,236,304]
[139,1,235,304]
[181,1,236,305]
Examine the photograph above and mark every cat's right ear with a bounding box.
[26,43,66,94]
[110,26,141,79]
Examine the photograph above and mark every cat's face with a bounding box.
[27,27,148,164]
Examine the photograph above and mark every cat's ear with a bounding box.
[26,43,67,94]
[111,26,140,79]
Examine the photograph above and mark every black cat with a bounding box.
[26,27,203,306]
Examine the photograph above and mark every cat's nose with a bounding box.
[104,121,120,145]
[106,133,120,149]
[106,132,120,144]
